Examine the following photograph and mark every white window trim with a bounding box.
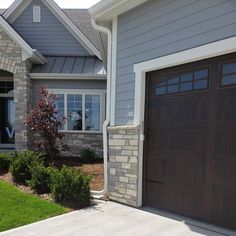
[51,89,106,134]
[132,36,236,207]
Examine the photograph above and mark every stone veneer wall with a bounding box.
[62,132,103,158]
[0,27,32,150]
[107,125,140,207]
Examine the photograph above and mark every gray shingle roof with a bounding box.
[31,56,105,75]
[63,9,99,51]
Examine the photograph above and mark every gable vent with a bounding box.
[33,6,41,23]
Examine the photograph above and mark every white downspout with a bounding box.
[91,18,112,197]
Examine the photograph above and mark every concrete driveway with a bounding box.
[0,201,235,236]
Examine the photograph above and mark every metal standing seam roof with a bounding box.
[31,56,106,75]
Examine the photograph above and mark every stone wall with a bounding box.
[0,27,32,151]
[107,125,140,207]
[62,132,103,158]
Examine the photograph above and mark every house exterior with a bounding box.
[0,0,106,157]
[90,0,236,230]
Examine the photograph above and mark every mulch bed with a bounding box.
[0,159,104,210]
[52,158,104,192]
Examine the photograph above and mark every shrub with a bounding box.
[10,151,44,184]
[50,165,91,207]
[0,153,14,172]
[79,148,96,163]
[25,86,67,162]
[27,165,52,194]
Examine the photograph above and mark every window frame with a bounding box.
[52,89,106,134]
[154,67,209,97]
[219,60,236,88]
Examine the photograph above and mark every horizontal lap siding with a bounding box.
[13,0,90,56]
[115,0,236,125]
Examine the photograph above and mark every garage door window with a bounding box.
[221,62,236,87]
[155,69,209,96]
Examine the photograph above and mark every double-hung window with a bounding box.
[54,90,105,133]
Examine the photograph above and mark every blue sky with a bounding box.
[0,0,101,9]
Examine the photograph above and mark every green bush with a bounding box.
[50,165,91,207]
[79,148,96,163]
[27,165,52,194]
[0,153,14,172]
[10,151,45,184]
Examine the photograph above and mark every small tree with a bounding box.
[25,86,66,161]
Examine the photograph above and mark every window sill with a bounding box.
[60,130,103,135]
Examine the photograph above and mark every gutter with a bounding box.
[90,18,112,197]
[32,49,47,64]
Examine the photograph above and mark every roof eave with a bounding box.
[89,0,148,21]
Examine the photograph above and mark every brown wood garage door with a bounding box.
[144,53,236,230]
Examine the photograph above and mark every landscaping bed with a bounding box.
[0,180,67,232]
[0,161,104,192]
[53,158,104,191]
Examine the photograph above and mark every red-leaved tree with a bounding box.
[25,86,67,161]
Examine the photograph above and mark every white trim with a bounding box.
[133,35,236,207]
[51,89,106,133]
[30,73,106,80]
[110,17,117,126]
[4,0,101,59]
[89,0,147,21]
[0,16,45,63]
[3,0,31,22]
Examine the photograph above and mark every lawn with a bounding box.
[0,180,67,232]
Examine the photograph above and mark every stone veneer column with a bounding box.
[0,27,32,151]
[107,125,140,206]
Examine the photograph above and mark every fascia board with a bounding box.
[0,16,45,63]
[4,0,32,24]
[89,0,147,21]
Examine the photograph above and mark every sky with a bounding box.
[0,0,101,9]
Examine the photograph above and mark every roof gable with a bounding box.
[4,0,101,58]
[0,15,45,63]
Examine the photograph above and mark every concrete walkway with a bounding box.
[1,201,235,236]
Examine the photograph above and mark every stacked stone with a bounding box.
[108,125,140,206]
[0,28,32,151]
[62,132,103,158]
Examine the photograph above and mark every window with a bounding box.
[33,6,41,23]
[55,90,105,132]
[221,62,236,87]
[155,68,209,96]
[0,81,13,94]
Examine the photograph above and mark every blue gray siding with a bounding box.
[115,0,236,125]
[13,0,91,56]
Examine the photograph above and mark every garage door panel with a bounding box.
[144,54,236,230]
[211,193,236,228]
[216,91,236,121]
[215,132,236,157]
[146,157,206,184]
[148,128,207,153]
[146,181,205,218]
[149,95,208,127]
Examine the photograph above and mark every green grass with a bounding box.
[0,180,67,232]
